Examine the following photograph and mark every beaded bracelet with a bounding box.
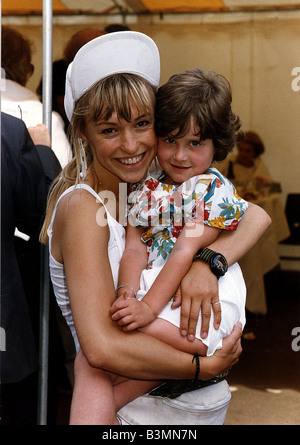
[116,285,137,298]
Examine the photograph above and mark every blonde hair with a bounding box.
[40,73,156,244]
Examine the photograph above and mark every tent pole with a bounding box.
[38,0,53,426]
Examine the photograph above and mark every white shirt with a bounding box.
[1,79,72,168]
[218,154,273,183]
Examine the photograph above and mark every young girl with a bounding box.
[110,68,248,358]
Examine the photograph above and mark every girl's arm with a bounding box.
[141,222,220,318]
[117,223,148,298]
[55,189,242,381]
[110,221,220,330]
[179,202,272,339]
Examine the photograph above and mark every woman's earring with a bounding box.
[79,138,87,180]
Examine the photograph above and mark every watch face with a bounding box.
[211,254,227,277]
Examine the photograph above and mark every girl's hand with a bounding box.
[109,291,155,331]
[178,261,222,341]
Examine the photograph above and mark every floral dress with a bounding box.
[128,167,248,355]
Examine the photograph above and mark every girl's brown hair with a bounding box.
[155,68,243,162]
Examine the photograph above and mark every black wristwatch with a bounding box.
[193,248,228,279]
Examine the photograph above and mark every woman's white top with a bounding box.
[47,184,125,352]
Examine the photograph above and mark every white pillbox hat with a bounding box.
[65,31,160,121]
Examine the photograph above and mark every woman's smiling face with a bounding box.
[83,105,157,185]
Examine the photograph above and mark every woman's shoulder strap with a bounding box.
[58,183,105,204]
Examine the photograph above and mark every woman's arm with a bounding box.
[209,202,271,264]
[55,190,242,381]
[179,202,272,339]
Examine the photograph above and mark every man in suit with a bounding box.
[1,112,61,424]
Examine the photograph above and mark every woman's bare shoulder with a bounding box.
[56,187,102,217]
[54,187,109,241]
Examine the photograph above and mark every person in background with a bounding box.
[104,24,131,33]
[1,113,61,424]
[2,24,75,390]
[1,25,72,168]
[218,131,272,183]
[37,28,104,132]
[36,27,130,132]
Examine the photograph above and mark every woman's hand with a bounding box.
[201,323,243,380]
[175,261,222,341]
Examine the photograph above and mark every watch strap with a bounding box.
[193,248,216,263]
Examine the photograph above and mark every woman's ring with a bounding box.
[213,301,221,305]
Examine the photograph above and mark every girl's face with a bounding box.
[157,119,215,185]
[82,105,157,186]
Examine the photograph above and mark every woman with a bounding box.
[40,32,271,424]
[219,131,272,183]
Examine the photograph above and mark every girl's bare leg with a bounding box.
[140,318,208,356]
[114,319,207,416]
[70,350,117,425]
[113,319,207,414]
[70,319,206,425]
[70,350,160,425]
[114,378,162,414]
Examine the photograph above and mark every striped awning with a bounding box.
[2,0,300,16]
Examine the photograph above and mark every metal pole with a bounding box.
[38,0,53,425]
[42,0,53,133]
